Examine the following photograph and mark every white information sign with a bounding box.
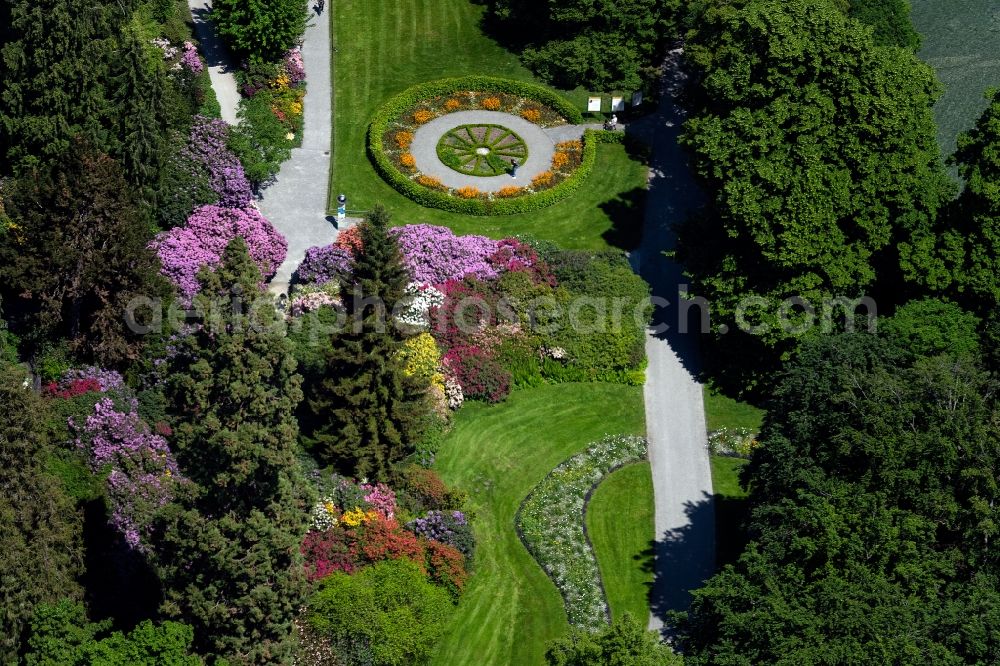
[587,96,602,112]
[611,96,625,112]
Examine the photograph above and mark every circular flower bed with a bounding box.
[436,124,528,176]
[369,76,622,216]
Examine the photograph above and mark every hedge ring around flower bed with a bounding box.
[515,434,648,631]
[436,124,529,176]
[368,76,625,216]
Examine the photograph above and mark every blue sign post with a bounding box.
[337,193,347,221]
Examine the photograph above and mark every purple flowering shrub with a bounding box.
[390,224,500,286]
[407,510,475,559]
[180,41,203,74]
[283,47,306,85]
[152,204,287,301]
[296,244,353,284]
[182,116,253,207]
[60,366,126,393]
[73,398,184,551]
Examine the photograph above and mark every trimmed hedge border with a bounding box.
[369,77,623,216]
[515,434,648,631]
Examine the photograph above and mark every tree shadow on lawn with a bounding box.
[599,186,646,250]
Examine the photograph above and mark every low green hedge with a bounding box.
[369,78,620,216]
[516,434,648,631]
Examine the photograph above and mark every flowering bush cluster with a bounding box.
[334,225,364,256]
[296,244,353,284]
[442,345,511,403]
[389,225,500,286]
[152,38,203,74]
[407,510,474,559]
[398,332,446,393]
[282,47,306,85]
[481,97,501,110]
[152,204,287,301]
[707,427,759,459]
[396,283,446,329]
[182,116,253,208]
[72,398,185,552]
[301,475,471,596]
[45,366,125,397]
[517,434,647,630]
[180,41,203,74]
[289,284,341,316]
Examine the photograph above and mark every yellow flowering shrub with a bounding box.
[400,153,416,169]
[413,109,434,124]
[521,108,541,122]
[481,97,501,110]
[551,152,569,170]
[341,507,379,527]
[496,185,524,198]
[271,74,291,89]
[444,98,462,111]
[395,131,414,149]
[456,186,481,199]
[555,139,583,153]
[399,333,445,392]
[531,171,554,189]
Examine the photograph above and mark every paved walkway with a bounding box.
[187,0,240,124]
[257,9,337,293]
[626,48,715,635]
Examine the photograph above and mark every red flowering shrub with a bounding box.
[488,238,555,286]
[44,377,102,399]
[353,515,427,568]
[430,277,503,351]
[302,526,357,581]
[443,345,511,403]
[333,224,364,257]
[399,465,455,514]
[425,540,468,597]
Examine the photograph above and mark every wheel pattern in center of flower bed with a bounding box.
[436,124,528,177]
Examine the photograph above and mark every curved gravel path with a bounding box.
[626,50,715,634]
[410,111,558,190]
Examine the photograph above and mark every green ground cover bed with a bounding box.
[437,124,528,176]
[429,383,645,665]
[516,435,648,631]
[585,462,654,623]
[330,0,647,248]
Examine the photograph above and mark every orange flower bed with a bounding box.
[400,153,416,169]
[531,171,554,189]
[496,185,524,198]
[455,186,481,199]
[444,99,462,111]
[413,110,434,124]
[394,131,414,149]
[521,108,541,123]
[551,152,570,170]
[417,175,444,189]
[555,139,583,153]
[481,97,501,111]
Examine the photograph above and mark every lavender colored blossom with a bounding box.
[390,224,500,286]
[180,41,203,74]
[283,47,306,85]
[152,204,288,302]
[73,398,184,551]
[296,244,353,284]
[407,510,473,557]
[181,116,253,208]
[59,366,125,393]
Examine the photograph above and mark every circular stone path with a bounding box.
[411,110,560,191]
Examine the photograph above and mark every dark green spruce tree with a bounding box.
[155,239,311,664]
[307,205,431,480]
[0,362,83,662]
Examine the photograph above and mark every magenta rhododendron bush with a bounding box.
[153,204,287,300]
[389,224,500,286]
[182,115,253,208]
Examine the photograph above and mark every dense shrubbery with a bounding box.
[517,435,647,630]
[212,0,307,64]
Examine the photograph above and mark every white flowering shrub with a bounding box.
[395,282,445,329]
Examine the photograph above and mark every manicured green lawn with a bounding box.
[330,0,647,250]
[710,456,749,500]
[586,462,654,623]
[911,0,999,160]
[431,383,645,666]
[703,386,765,433]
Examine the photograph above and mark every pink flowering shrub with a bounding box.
[390,224,500,286]
[296,244,353,284]
[182,116,253,207]
[283,47,306,85]
[73,398,184,551]
[44,366,125,397]
[443,345,511,403]
[360,482,397,519]
[180,41,203,74]
[152,204,287,301]
[488,238,555,285]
